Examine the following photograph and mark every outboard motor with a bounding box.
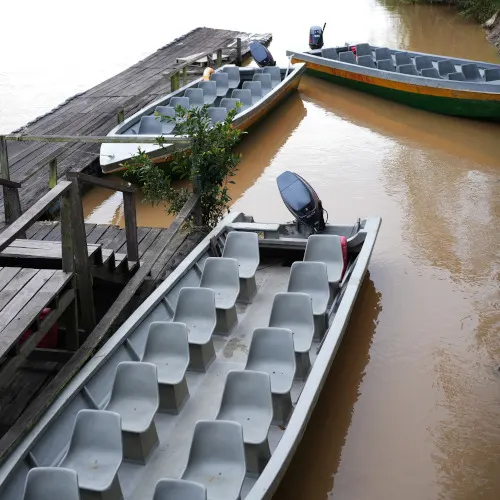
[249,40,276,67]
[309,23,326,50]
[277,171,326,233]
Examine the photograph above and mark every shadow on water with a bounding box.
[273,274,382,500]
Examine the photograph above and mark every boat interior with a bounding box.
[316,43,500,83]
[123,66,290,136]
[0,217,373,500]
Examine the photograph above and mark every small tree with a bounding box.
[122,105,244,231]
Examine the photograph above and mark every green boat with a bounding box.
[286,42,500,120]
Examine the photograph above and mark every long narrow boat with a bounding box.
[286,43,500,119]
[100,63,306,174]
[0,173,380,500]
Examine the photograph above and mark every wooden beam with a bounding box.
[0,181,71,253]
[123,192,139,263]
[66,171,136,193]
[0,136,23,229]
[0,178,21,189]
[4,135,191,144]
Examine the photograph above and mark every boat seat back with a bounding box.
[198,81,217,104]
[269,292,315,355]
[448,71,466,81]
[395,52,412,66]
[181,420,246,500]
[397,63,419,76]
[231,89,252,111]
[252,73,272,94]
[207,106,228,125]
[242,81,263,103]
[59,409,123,493]
[461,63,482,81]
[485,68,500,82]
[377,58,395,72]
[210,72,230,97]
[339,51,357,64]
[222,231,260,279]
[138,116,162,135]
[415,56,433,71]
[185,88,204,109]
[222,66,241,89]
[23,467,80,500]
[304,234,344,288]
[438,60,457,76]
[421,68,441,79]
[216,370,273,445]
[357,55,376,68]
[321,47,339,60]
[153,106,176,134]
[263,66,282,87]
[355,43,372,57]
[153,479,207,500]
[200,257,240,310]
[170,96,189,110]
[219,98,241,113]
[375,47,392,61]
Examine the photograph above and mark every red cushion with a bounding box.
[19,308,59,349]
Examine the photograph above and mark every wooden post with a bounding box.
[48,158,57,189]
[182,66,188,86]
[61,178,96,334]
[170,72,178,91]
[192,175,202,227]
[216,48,223,68]
[122,191,139,263]
[0,136,23,230]
[117,108,125,124]
[236,38,242,66]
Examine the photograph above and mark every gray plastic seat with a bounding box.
[397,63,419,76]
[245,327,295,425]
[375,47,392,61]
[242,81,263,104]
[219,98,241,113]
[395,52,412,66]
[200,257,240,334]
[104,361,159,464]
[321,47,339,60]
[185,88,205,109]
[263,66,282,88]
[170,97,189,110]
[216,370,273,475]
[269,292,315,380]
[142,322,190,413]
[448,71,466,81]
[354,43,372,57]
[222,66,241,89]
[23,467,80,500]
[287,261,330,341]
[485,68,500,82]
[198,81,217,104]
[173,287,216,372]
[181,420,246,500]
[357,55,376,68]
[138,116,162,135]
[231,89,252,112]
[59,409,123,500]
[153,479,207,500]
[222,231,259,303]
[207,107,228,126]
[415,56,433,71]
[462,63,482,81]
[154,106,176,134]
[210,72,230,97]
[339,51,357,64]
[377,59,395,72]
[252,73,272,95]
[304,234,344,291]
[438,60,457,77]
[421,67,441,79]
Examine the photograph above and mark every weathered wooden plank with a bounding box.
[97,226,121,248]
[1,241,101,260]
[123,192,139,262]
[116,225,150,255]
[0,268,39,310]
[8,239,100,252]
[86,224,110,244]
[66,171,136,194]
[0,267,22,294]
[37,222,60,242]
[0,137,23,228]
[27,222,56,240]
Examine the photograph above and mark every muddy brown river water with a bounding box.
[80,3,500,499]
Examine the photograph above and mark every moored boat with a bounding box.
[287,41,500,120]
[0,173,381,500]
[100,62,306,174]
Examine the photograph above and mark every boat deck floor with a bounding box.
[120,258,318,499]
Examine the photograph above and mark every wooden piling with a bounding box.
[48,158,57,189]
[236,37,242,66]
[0,136,23,228]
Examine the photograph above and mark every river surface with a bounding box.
[2,1,500,499]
